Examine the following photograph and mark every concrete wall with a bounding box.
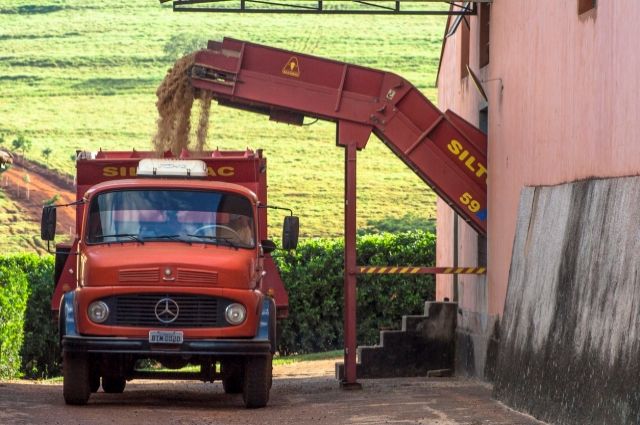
[495,177,640,425]
[436,0,640,379]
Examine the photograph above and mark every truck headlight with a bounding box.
[88,301,109,323]
[225,303,246,325]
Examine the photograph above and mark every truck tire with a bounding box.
[223,375,244,394]
[242,354,272,408]
[63,352,91,405]
[102,376,126,393]
[222,360,244,394]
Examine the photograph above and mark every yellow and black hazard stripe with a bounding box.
[358,266,422,274]
[357,266,486,275]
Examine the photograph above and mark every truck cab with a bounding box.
[42,150,297,408]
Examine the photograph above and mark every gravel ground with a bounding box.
[0,359,546,425]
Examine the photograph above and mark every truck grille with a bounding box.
[117,268,218,284]
[102,294,232,328]
[176,268,218,284]
[119,268,159,282]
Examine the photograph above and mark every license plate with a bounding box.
[149,330,183,344]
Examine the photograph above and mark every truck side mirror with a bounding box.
[41,206,57,241]
[261,239,277,254]
[282,216,299,250]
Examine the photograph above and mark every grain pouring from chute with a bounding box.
[152,52,212,156]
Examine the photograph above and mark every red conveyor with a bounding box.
[191,38,487,235]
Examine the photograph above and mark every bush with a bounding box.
[10,254,59,378]
[0,260,29,379]
[274,230,435,355]
[0,254,58,379]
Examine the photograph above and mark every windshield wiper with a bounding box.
[145,234,192,245]
[186,234,239,249]
[98,233,144,244]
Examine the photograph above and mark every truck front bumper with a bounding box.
[60,291,276,356]
[63,335,271,356]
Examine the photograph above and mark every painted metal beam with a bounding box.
[358,266,487,274]
[167,0,489,14]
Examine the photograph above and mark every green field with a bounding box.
[0,1,447,246]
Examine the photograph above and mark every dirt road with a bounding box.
[0,360,545,425]
[1,160,76,236]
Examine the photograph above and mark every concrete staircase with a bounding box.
[336,301,457,379]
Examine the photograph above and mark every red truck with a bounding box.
[41,148,298,408]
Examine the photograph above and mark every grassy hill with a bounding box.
[0,190,46,253]
[0,0,448,246]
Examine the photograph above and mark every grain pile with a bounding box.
[153,52,212,155]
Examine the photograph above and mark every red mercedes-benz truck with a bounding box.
[41,149,298,408]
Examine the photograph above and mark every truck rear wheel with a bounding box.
[102,376,126,393]
[242,355,272,408]
[63,352,91,405]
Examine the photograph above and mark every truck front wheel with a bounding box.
[242,354,272,408]
[63,352,91,405]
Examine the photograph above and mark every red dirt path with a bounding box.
[1,161,76,236]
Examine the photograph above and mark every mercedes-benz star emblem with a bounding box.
[155,298,179,323]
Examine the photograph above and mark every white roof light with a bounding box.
[137,159,208,178]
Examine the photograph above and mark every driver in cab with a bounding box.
[227,214,254,247]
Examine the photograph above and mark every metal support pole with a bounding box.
[341,142,361,390]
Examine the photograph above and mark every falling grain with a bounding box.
[195,91,212,153]
[153,52,212,155]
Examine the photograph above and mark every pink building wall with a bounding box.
[436,0,640,376]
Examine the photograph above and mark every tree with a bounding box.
[22,138,32,157]
[42,147,53,164]
[11,137,22,152]
[12,135,32,158]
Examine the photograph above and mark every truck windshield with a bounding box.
[86,189,255,248]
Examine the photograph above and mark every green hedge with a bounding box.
[0,254,58,379]
[0,259,29,379]
[11,255,59,378]
[274,230,435,355]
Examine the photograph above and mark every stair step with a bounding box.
[335,301,458,380]
[402,315,430,332]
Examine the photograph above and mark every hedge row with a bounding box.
[0,261,29,379]
[0,254,58,379]
[0,230,434,378]
[273,230,435,355]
